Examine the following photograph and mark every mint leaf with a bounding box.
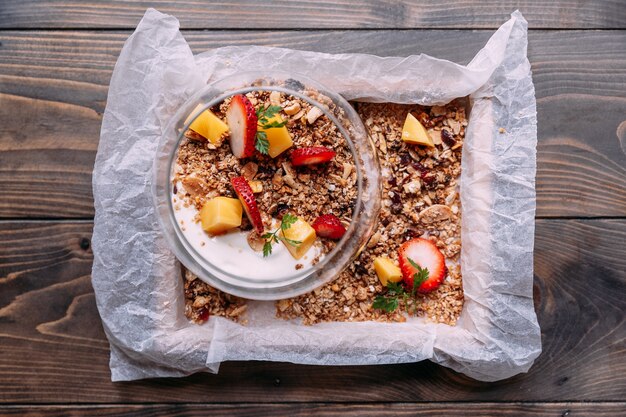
[407,258,429,295]
[373,295,399,313]
[281,214,298,230]
[262,105,282,119]
[255,132,269,155]
[386,281,405,295]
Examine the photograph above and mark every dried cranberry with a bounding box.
[197,307,210,322]
[411,161,429,177]
[441,129,456,147]
[387,176,398,187]
[422,174,438,190]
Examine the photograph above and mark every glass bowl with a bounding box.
[153,71,381,300]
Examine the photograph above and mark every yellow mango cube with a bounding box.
[185,104,229,146]
[373,257,403,286]
[280,217,316,260]
[401,113,434,147]
[259,114,293,158]
[200,197,242,235]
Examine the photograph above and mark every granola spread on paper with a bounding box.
[180,95,466,326]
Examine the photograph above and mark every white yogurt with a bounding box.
[172,188,322,282]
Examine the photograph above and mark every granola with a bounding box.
[178,79,467,326]
[275,101,466,325]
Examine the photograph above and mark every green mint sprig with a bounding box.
[372,260,429,313]
[255,105,286,155]
[261,213,302,257]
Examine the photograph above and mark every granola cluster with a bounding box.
[275,101,466,325]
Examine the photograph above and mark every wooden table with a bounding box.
[1,1,625,415]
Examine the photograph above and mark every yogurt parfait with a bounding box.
[171,87,359,285]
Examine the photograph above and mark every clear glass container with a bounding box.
[153,71,381,300]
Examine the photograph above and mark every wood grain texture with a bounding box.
[0,0,625,29]
[1,31,625,219]
[0,403,625,416]
[0,219,624,403]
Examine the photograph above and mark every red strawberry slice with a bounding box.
[398,238,446,293]
[231,176,264,233]
[291,146,336,166]
[226,95,257,158]
[312,214,346,240]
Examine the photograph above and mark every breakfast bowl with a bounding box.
[153,71,381,300]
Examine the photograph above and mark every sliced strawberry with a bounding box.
[231,176,264,233]
[398,238,446,293]
[312,214,346,240]
[290,146,336,166]
[226,95,257,158]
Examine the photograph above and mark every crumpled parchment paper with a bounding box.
[92,8,540,382]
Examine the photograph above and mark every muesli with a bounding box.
[177,84,466,326]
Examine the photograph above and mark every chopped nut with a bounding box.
[283,174,298,189]
[181,172,208,200]
[269,91,282,106]
[283,102,301,115]
[429,129,442,145]
[249,180,263,193]
[241,162,258,180]
[192,296,209,308]
[368,231,381,248]
[448,119,461,135]
[342,162,353,180]
[419,204,452,224]
[306,106,324,124]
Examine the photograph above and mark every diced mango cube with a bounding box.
[200,197,242,235]
[401,113,434,147]
[280,217,316,260]
[185,104,229,146]
[373,257,403,286]
[259,114,293,158]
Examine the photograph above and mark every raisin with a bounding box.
[391,202,403,214]
[272,203,289,219]
[256,165,275,179]
[441,129,456,147]
[355,263,368,276]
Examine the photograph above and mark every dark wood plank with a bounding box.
[1,30,625,219]
[0,1,624,29]
[0,403,625,416]
[0,219,624,403]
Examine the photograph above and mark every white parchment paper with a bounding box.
[92,8,540,382]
